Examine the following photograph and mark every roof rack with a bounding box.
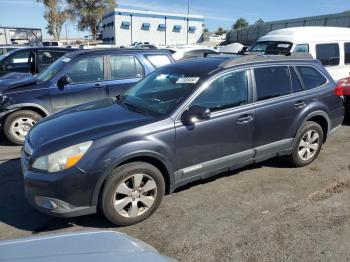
[219,53,314,69]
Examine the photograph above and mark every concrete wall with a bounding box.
[227,11,350,45]
[102,8,204,46]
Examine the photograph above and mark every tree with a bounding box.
[37,0,70,40]
[255,18,264,25]
[67,0,116,40]
[203,28,209,33]
[232,17,249,30]
[215,27,227,36]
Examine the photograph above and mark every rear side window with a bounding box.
[39,51,66,65]
[316,43,340,66]
[254,66,291,101]
[345,43,350,64]
[290,67,303,93]
[145,55,172,68]
[296,66,327,90]
[110,55,144,79]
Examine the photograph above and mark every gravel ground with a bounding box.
[0,121,350,261]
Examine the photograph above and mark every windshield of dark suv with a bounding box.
[36,55,71,81]
[119,67,202,117]
[250,41,293,54]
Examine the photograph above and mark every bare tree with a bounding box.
[37,0,70,40]
[67,0,116,40]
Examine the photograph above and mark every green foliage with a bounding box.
[215,27,227,36]
[67,0,117,40]
[255,18,264,25]
[36,0,70,40]
[232,17,249,30]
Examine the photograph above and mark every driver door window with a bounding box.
[66,57,104,84]
[2,50,31,73]
[191,69,249,112]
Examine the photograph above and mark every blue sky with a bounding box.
[0,0,350,38]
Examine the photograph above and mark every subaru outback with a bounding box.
[22,53,345,226]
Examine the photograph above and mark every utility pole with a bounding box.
[186,0,190,45]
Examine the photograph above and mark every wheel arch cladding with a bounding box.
[93,154,173,207]
[305,114,329,142]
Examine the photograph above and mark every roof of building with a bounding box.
[103,8,204,21]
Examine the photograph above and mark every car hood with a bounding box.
[0,73,40,94]
[28,98,155,148]
[0,231,174,262]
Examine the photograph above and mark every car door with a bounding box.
[0,49,31,75]
[252,65,313,158]
[175,69,255,180]
[50,55,108,112]
[105,55,145,97]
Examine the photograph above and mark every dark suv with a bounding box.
[0,47,75,77]
[22,54,344,226]
[0,48,174,144]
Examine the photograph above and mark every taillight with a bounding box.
[334,85,343,97]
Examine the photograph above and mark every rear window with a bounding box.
[254,66,292,101]
[145,55,172,68]
[345,43,350,64]
[316,43,340,66]
[296,66,327,90]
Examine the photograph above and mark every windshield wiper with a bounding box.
[123,102,149,115]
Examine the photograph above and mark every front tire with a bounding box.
[3,110,42,145]
[289,121,324,167]
[101,162,165,226]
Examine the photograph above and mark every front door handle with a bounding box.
[294,100,307,109]
[236,114,254,124]
[93,83,105,88]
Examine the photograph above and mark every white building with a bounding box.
[102,8,204,46]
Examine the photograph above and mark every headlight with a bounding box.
[32,141,92,173]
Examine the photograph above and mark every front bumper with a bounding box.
[22,153,99,218]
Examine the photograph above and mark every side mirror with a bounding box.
[181,105,211,126]
[57,75,71,89]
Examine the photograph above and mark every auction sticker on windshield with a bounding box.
[176,77,200,84]
[62,57,71,63]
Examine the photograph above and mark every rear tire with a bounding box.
[288,121,324,167]
[101,162,165,226]
[4,110,42,145]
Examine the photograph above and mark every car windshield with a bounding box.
[36,55,70,82]
[119,68,202,117]
[250,41,293,54]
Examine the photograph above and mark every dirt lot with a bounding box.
[0,121,350,261]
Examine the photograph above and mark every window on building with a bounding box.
[345,43,350,64]
[173,25,182,32]
[66,56,104,83]
[254,66,292,101]
[110,55,144,79]
[296,66,327,90]
[142,23,151,31]
[316,43,340,66]
[191,70,249,112]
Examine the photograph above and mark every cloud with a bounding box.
[0,0,37,5]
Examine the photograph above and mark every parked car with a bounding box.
[172,47,217,60]
[0,48,174,144]
[338,77,350,113]
[0,47,75,77]
[250,26,350,80]
[0,231,175,262]
[121,42,151,48]
[0,45,23,57]
[42,41,64,47]
[21,53,344,226]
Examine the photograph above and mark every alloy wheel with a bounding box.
[298,129,320,161]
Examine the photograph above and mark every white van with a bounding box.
[250,27,350,80]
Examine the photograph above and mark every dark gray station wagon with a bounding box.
[22,53,345,226]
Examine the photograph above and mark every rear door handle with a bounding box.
[236,114,254,124]
[93,83,105,88]
[294,100,307,109]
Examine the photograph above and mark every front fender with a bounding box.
[90,141,175,206]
